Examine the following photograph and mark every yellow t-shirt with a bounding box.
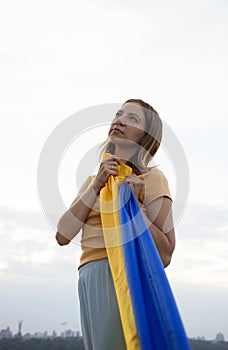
[78,167,172,268]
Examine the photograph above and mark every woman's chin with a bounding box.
[109,135,125,142]
[109,138,131,148]
[109,136,134,145]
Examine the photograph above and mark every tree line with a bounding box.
[0,337,84,350]
[0,338,228,350]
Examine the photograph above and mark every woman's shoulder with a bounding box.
[138,166,172,205]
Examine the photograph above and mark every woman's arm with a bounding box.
[55,155,121,246]
[144,196,175,268]
[55,180,100,245]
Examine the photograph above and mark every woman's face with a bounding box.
[108,102,146,144]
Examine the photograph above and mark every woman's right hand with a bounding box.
[93,155,121,194]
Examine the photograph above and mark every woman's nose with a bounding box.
[115,116,125,125]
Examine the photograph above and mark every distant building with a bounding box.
[23,333,32,339]
[196,336,205,341]
[14,320,23,338]
[0,327,13,339]
[215,333,225,343]
[76,330,81,337]
[52,330,58,338]
[34,331,47,339]
[64,329,74,338]
[43,331,48,339]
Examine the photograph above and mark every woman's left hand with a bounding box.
[124,174,144,200]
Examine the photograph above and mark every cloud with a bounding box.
[170,281,228,340]
[0,205,82,335]
[0,272,81,336]
[167,201,228,289]
[0,200,227,288]
[0,205,81,280]
[177,201,228,238]
[0,205,50,231]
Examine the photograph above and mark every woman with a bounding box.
[56,99,175,350]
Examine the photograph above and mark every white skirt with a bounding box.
[78,258,127,350]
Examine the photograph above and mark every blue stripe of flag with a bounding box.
[119,182,191,350]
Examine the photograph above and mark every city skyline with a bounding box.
[0,323,226,343]
[0,321,81,339]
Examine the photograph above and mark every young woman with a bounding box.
[56,99,175,350]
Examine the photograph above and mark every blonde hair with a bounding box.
[99,99,162,174]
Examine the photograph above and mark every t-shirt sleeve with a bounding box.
[79,176,94,192]
[70,176,94,207]
[142,168,173,207]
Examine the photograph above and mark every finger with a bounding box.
[104,163,118,175]
[102,159,119,169]
[110,161,119,167]
[108,155,121,164]
[109,164,118,171]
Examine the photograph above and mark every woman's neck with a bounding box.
[113,143,139,163]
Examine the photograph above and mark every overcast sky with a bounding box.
[0,0,228,340]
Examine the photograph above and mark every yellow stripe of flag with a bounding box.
[100,153,140,350]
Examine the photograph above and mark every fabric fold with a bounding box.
[119,182,191,350]
[100,152,191,350]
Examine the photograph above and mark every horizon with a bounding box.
[0,323,226,343]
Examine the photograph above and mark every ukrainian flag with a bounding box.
[100,153,191,350]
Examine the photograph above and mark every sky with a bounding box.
[0,0,228,340]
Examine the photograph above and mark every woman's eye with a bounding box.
[114,112,121,119]
[129,115,138,123]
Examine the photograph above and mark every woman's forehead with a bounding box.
[120,102,144,116]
